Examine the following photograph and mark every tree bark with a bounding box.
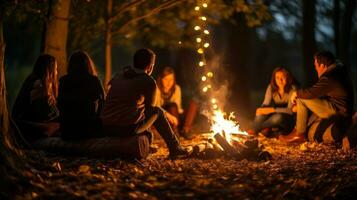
[333,0,340,57]
[0,5,26,195]
[302,0,317,86]
[104,0,113,92]
[43,0,71,77]
[339,0,356,67]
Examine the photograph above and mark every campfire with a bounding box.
[191,109,271,161]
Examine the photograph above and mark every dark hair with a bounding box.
[157,66,176,94]
[270,67,294,94]
[68,50,98,76]
[32,54,58,101]
[314,51,335,67]
[133,48,156,69]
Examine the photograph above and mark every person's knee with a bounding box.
[270,114,284,124]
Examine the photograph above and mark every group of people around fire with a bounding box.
[12,48,354,158]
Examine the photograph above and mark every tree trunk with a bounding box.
[339,0,356,67]
[333,0,340,57]
[0,6,26,195]
[302,0,317,86]
[43,0,71,77]
[104,0,113,92]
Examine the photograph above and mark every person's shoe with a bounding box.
[261,128,271,137]
[279,129,305,143]
[169,146,191,159]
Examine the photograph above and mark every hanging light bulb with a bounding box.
[211,98,217,104]
[194,26,201,31]
[196,37,202,43]
[199,61,205,66]
[201,76,207,81]
[204,43,210,48]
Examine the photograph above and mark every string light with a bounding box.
[201,16,207,21]
[213,104,218,109]
[201,76,207,81]
[204,43,210,48]
[204,30,210,35]
[202,87,208,92]
[207,72,213,77]
[194,26,201,31]
[195,6,200,11]
[211,98,217,104]
[196,37,202,43]
[199,61,205,66]
[197,48,204,54]
[203,3,208,8]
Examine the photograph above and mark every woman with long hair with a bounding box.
[156,66,198,139]
[58,50,104,140]
[249,67,297,137]
[12,54,60,142]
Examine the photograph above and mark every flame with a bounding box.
[210,109,247,143]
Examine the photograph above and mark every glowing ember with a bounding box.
[210,109,247,144]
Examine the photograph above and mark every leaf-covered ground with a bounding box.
[12,134,357,200]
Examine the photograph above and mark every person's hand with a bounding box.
[290,91,297,105]
[291,105,297,113]
[256,107,275,115]
[166,112,179,127]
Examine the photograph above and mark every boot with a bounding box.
[168,146,191,159]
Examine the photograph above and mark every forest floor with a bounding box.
[11,133,357,200]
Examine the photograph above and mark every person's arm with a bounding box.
[261,84,273,107]
[297,76,333,99]
[172,85,184,113]
[144,77,157,107]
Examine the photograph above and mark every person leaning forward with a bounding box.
[280,50,354,143]
[100,48,190,158]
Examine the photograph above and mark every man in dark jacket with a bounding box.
[280,51,354,143]
[101,48,190,158]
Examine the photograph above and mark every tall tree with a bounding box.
[0,1,27,197]
[302,0,317,86]
[104,0,113,91]
[43,0,71,77]
[339,0,356,67]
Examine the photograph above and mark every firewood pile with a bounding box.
[189,132,272,161]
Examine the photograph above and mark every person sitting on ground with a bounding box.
[155,66,198,139]
[280,50,354,143]
[12,54,60,143]
[100,48,190,158]
[58,50,105,141]
[249,67,297,137]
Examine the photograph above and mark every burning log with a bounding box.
[191,144,206,156]
[214,133,239,156]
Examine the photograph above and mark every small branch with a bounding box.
[112,0,183,36]
[110,0,145,23]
